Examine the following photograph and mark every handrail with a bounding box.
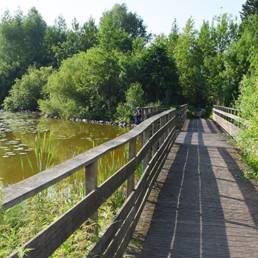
[3,107,181,209]
[139,106,165,120]
[6,104,187,257]
[212,105,241,137]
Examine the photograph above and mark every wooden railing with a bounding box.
[4,104,187,258]
[139,106,165,120]
[212,105,241,137]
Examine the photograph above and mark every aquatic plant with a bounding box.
[0,143,133,257]
[33,132,55,172]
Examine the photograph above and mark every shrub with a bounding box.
[3,66,53,111]
[236,56,258,174]
[115,82,144,122]
[40,48,123,119]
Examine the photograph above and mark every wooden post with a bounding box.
[85,160,98,231]
[143,109,147,120]
[160,117,165,145]
[165,114,169,137]
[152,121,157,157]
[143,126,152,169]
[127,138,136,197]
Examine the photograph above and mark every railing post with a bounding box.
[152,121,158,156]
[143,109,147,120]
[85,161,98,230]
[143,126,152,169]
[165,114,169,137]
[127,138,136,197]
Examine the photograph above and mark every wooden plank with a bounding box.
[9,157,139,258]
[114,140,171,258]
[213,113,240,137]
[133,118,258,258]
[9,116,178,258]
[127,138,136,197]
[213,108,241,123]
[85,161,98,225]
[89,126,177,257]
[108,136,171,257]
[3,108,179,209]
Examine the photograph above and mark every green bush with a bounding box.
[115,82,144,122]
[236,56,258,175]
[3,66,53,111]
[39,48,123,119]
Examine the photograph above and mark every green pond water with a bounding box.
[0,112,128,186]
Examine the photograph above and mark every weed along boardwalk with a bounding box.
[128,118,258,258]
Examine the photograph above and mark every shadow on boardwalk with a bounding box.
[128,119,258,258]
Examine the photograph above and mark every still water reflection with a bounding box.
[0,112,128,186]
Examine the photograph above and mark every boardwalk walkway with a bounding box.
[127,118,258,258]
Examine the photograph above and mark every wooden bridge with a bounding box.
[3,105,258,258]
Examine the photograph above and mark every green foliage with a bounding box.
[51,18,98,67]
[174,18,206,107]
[40,48,122,119]
[0,8,47,103]
[115,103,132,123]
[236,56,258,174]
[115,82,144,122]
[126,82,144,109]
[98,3,148,52]
[139,37,180,104]
[34,132,55,172]
[218,14,257,106]
[241,0,258,20]
[3,66,53,111]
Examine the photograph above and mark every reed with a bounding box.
[0,143,133,257]
[34,132,55,172]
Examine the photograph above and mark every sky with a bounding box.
[0,0,246,35]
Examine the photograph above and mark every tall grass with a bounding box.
[0,138,137,257]
[34,132,55,172]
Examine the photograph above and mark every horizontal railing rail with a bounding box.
[3,105,183,210]
[212,105,241,137]
[139,106,166,120]
[4,104,187,258]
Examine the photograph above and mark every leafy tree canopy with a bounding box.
[241,0,258,20]
[98,3,149,52]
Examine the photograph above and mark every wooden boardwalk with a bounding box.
[127,119,258,258]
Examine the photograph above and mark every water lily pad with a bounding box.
[5,152,15,156]
[14,147,24,151]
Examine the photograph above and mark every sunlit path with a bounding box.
[128,118,258,258]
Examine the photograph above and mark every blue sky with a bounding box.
[0,0,246,34]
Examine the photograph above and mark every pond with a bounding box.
[0,111,129,186]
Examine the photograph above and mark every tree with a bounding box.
[52,18,98,66]
[219,14,257,105]
[39,48,122,119]
[241,0,258,20]
[139,38,180,104]
[98,3,148,52]
[174,18,207,107]
[0,8,47,103]
[167,19,179,57]
[197,14,239,106]
[3,66,53,111]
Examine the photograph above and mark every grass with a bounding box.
[0,135,143,257]
[33,132,55,172]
